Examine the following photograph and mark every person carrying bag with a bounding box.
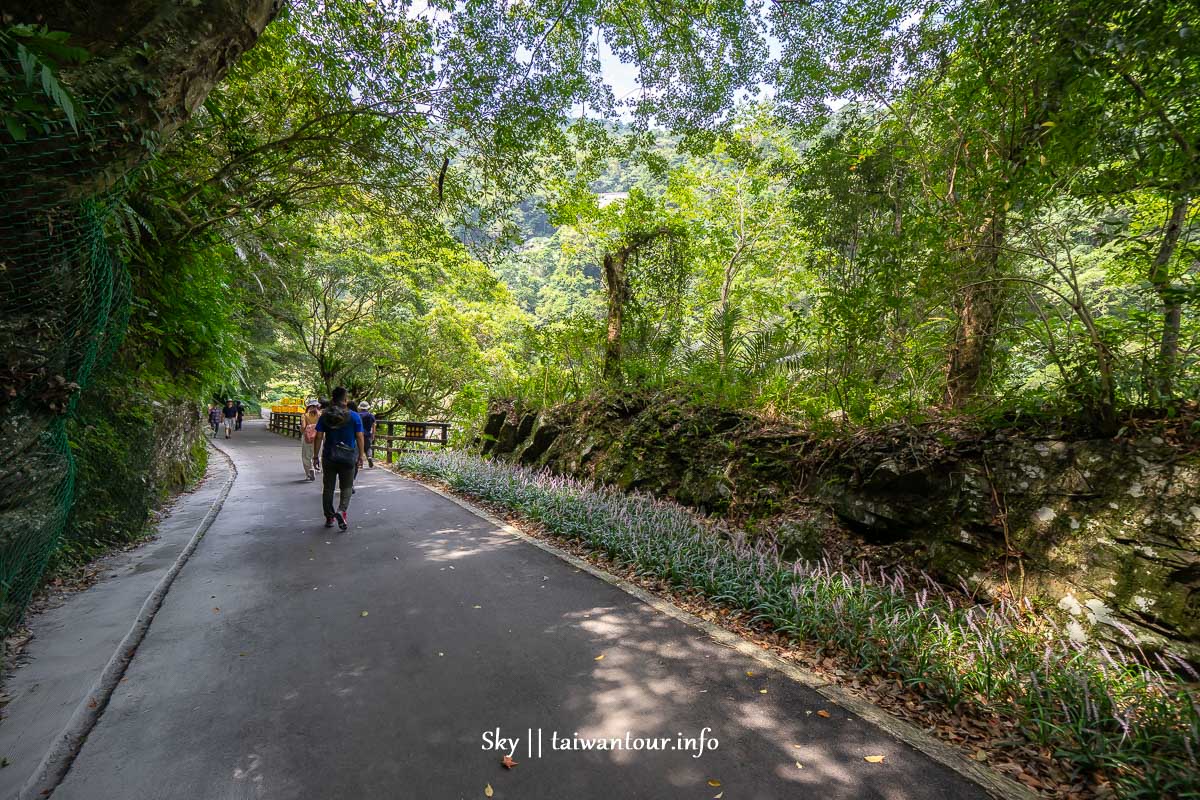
[311,387,364,531]
[300,399,321,480]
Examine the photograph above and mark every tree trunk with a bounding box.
[1149,197,1190,404]
[603,250,629,383]
[944,211,1006,407]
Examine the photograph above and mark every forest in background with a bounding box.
[79,0,1194,440]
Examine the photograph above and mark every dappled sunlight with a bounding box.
[553,600,884,794]
[406,531,520,563]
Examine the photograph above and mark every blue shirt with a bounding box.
[316,409,364,458]
[360,411,376,437]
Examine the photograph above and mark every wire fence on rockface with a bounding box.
[0,96,132,633]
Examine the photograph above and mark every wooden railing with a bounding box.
[268,411,450,463]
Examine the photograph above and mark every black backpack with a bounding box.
[320,407,357,465]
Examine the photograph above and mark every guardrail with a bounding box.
[268,411,450,463]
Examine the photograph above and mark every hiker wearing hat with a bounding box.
[312,387,365,531]
[300,398,321,481]
[358,401,377,468]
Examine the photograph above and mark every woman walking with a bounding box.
[300,399,321,481]
[207,403,222,437]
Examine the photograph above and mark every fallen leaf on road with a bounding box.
[473,605,483,609]
[972,750,987,762]
[714,793,723,799]
[707,779,721,787]
[745,671,754,677]
[595,654,605,661]
[484,783,493,797]
[501,755,517,769]
[795,762,804,769]
[816,710,830,718]
[864,755,885,763]
[759,689,768,694]
[87,698,97,709]
[360,611,369,617]
[212,607,220,613]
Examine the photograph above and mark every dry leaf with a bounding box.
[714,793,724,799]
[745,671,755,677]
[87,698,98,709]
[972,750,987,762]
[360,611,369,617]
[707,779,722,787]
[501,755,517,769]
[484,783,493,797]
[594,654,605,661]
[816,710,831,718]
[758,689,768,694]
[795,762,804,770]
[864,755,885,763]
[473,605,483,609]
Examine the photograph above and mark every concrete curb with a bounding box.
[392,469,1036,800]
[17,443,238,800]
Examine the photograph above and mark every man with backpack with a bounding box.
[311,387,364,531]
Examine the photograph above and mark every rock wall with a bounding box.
[482,396,1200,661]
[64,390,206,556]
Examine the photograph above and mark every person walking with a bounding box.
[300,399,321,481]
[358,401,377,468]
[312,387,364,531]
[207,403,222,437]
[235,400,245,431]
[221,399,237,439]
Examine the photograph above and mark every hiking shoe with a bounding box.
[324,516,334,528]
[335,511,348,531]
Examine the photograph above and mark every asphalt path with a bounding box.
[15,420,989,799]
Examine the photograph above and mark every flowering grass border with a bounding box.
[397,451,1199,798]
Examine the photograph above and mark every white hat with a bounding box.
[305,398,319,408]
[358,401,371,411]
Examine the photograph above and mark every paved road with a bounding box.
[12,421,989,799]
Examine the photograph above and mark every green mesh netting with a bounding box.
[0,105,131,632]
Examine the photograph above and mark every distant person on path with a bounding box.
[300,399,321,481]
[358,401,376,468]
[312,386,364,531]
[207,403,222,437]
[222,399,237,439]
[235,400,245,430]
